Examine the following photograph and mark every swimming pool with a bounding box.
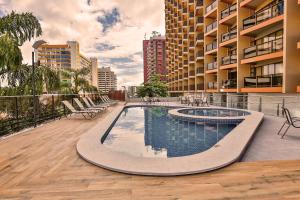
[77,103,264,176]
[102,106,240,158]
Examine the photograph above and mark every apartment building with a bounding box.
[165,0,300,96]
[34,41,98,87]
[143,36,167,83]
[97,67,117,93]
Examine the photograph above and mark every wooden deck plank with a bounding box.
[0,104,299,200]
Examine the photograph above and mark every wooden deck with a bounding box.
[0,105,300,200]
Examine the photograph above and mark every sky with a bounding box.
[0,0,165,88]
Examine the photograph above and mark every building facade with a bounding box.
[34,41,98,87]
[97,67,117,93]
[165,0,300,96]
[143,36,167,83]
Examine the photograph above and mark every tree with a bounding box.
[61,67,91,94]
[137,75,168,98]
[0,11,42,86]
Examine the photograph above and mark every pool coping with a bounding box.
[76,103,264,176]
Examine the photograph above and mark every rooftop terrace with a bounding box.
[0,103,300,199]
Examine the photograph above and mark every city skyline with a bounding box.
[0,0,165,88]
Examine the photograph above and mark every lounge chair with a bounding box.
[62,100,97,119]
[103,95,118,104]
[277,107,300,138]
[82,97,108,110]
[87,96,111,107]
[100,96,117,105]
[73,98,104,112]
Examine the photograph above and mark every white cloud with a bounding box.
[2,0,165,87]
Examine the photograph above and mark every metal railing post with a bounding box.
[259,96,262,112]
[51,95,55,119]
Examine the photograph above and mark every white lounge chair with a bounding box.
[73,98,104,112]
[82,97,108,110]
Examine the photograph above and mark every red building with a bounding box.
[143,36,167,83]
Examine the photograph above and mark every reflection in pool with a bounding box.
[103,106,241,158]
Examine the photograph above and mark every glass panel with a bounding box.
[269,64,275,75]
[275,63,283,74]
[263,65,268,75]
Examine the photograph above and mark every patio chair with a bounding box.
[73,98,104,113]
[82,97,108,110]
[100,96,117,105]
[103,95,118,103]
[62,100,97,119]
[201,96,209,107]
[86,96,111,107]
[277,107,300,138]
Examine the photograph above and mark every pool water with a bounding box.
[178,108,250,117]
[102,106,240,158]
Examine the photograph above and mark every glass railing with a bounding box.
[197,83,204,90]
[205,21,217,33]
[208,82,218,89]
[196,67,204,74]
[244,37,283,59]
[197,34,204,41]
[206,0,217,14]
[221,55,237,65]
[244,74,283,88]
[189,70,195,76]
[222,79,237,89]
[197,51,204,57]
[221,28,237,42]
[243,1,284,30]
[221,3,237,19]
[206,41,217,52]
[207,62,217,70]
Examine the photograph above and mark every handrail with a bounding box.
[207,62,217,70]
[221,3,237,19]
[243,1,284,30]
[244,74,283,88]
[205,21,217,33]
[221,28,237,42]
[221,55,237,65]
[244,37,283,59]
[205,0,217,14]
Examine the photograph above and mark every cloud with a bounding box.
[97,8,121,33]
[1,0,165,87]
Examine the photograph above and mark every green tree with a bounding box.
[61,67,90,94]
[137,75,168,97]
[0,11,42,85]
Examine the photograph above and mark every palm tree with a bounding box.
[61,67,91,94]
[0,11,42,86]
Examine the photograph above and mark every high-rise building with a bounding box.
[90,57,98,88]
[165,0,300,96]
[34,41,98,87]
[143,36,167,83]
[97,67,117,93]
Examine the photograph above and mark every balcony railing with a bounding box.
[205,0,217,14]
[244,74,283,88]
[184,73,189,78]
[205,21,217,33]
[196,67,204,74]
[207,62,217,70]
[184,86,189,90]
[197,0,203,7]
[206,41,217,52]
[222,79,237,89]
[197,51,204,57]
[197,83,204,90]
[189,12,195,18]
[221,3,237,19]
[197,17,204,24]
[221,55,237,65]
[190,85,196,90]
[208,82,218,89]
[184,60,188,65]
[221,28,237,42]
[197,34,204,41]
[243,1,284,30]
[244,37,283,59]
[189,70,195,76]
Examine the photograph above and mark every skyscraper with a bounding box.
[97,67,117,93]
[143,35,167,83]
[165,0,300,96]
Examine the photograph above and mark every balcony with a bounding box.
[184,73,189,78]
[197,51,204,58]
[197,34,204,41]
[190,85,196,90]
[243,74,283,89]
[206,41,217,52]
[243,38,283,62]
[197,83,204,90]
[197,0,203,7]
[205,0,217,14]
[189,12,195,18]
[222,79,237,89]
[196,67,204,74]
[242,1,284,33]
[221,3,237,19]
[221,55,237,66]
[184,86,189,90]
[197,17,204,24]
[183,60,188,65]
[189,70,195,76]
[207,82,218,89]
[205,21,217,33]
[207,62,217,71]
[221,28,237,43]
